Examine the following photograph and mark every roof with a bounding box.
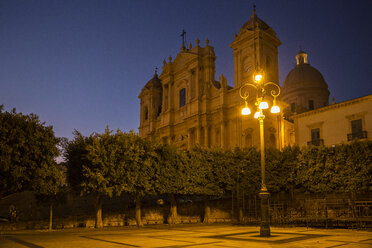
[282,51,328,91]
[144,73,162,90]
[237,10,276,37]
[283,64,328,90]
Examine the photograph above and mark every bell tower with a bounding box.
[230,7,281,88]
[138,70,163,137]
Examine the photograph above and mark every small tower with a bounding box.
[138,69,163,137]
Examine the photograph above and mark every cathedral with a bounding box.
[138,9,371,149]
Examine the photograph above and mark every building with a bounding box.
[294,95,372,146]
[138,8,370,149]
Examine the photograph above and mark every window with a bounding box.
[348,118,367,140]
[351,119,362,134]
[307,128,323,146]
[269,134,276,148]
[307,121,324,146]
[291,103,296,112]
[309,100,314,110]
[346,112,367,141]
[311,128,320,141]
[179,88,186,107]
[245,134,252,147]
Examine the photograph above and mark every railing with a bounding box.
[307,139,324,146]
[347,131,368,141]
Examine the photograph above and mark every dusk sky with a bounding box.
[1,0,371,140]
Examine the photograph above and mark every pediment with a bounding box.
[172,51,198,71]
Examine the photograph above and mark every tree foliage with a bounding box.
[154,143,188,195]
[64,124,371,228]
[0,106,60,197]
[293,141,372,194]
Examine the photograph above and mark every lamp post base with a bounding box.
[259,189,270,237]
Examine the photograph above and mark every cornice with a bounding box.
[294,94,372,119]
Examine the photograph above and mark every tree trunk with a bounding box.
[239,206,243,224]
[231,191,234,220]
[350,192,356,218]
[49,203,53,231]
[95,195,103,228]
[135,195,143,227]
[349,191,359,229]
[203,196,210,224]
[324,195,328,229]
[169,194,177,224]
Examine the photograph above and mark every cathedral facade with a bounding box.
[139,9,365,149]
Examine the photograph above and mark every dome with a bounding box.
[144,72,162,90]
[282,51,328,91]
[281,51,330,114]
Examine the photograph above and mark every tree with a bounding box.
[293,141,372,194]
[64,130,105,227]
[154,144,189,224]
[265,146,300,194]
[65,128,129,228]
[65,128,159,228]
[232,147,260,222]
[0,106,59,198]
[64,130,94,193]
[34,174,66,231]
[122,133,158,227]
[187,147,235,223]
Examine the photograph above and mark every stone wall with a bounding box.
[1,192,371,231]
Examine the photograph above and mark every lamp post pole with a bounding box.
[239,71,280,237]
[258,115,270,236]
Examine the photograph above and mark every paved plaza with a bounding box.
[0,224,371,248]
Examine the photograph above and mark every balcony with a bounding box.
[347,131,368,141]
[307,139,324,146]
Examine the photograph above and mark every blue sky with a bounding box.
[1,0,371,140]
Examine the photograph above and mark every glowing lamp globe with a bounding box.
[242,107,251,115]
[259,101,269,110]
[254,74,263,82]
[271,105,280,114]
[254,111,260,119]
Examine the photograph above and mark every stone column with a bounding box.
[196,126,201,145]
[204,125,209,148]
[220,121,225,149]
[168,83,172,110]
[187,129,192,149]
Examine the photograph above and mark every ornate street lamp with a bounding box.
[239,69,281,237]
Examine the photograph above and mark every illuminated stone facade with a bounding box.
[139,10,294,150]
[138,9,370,149]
